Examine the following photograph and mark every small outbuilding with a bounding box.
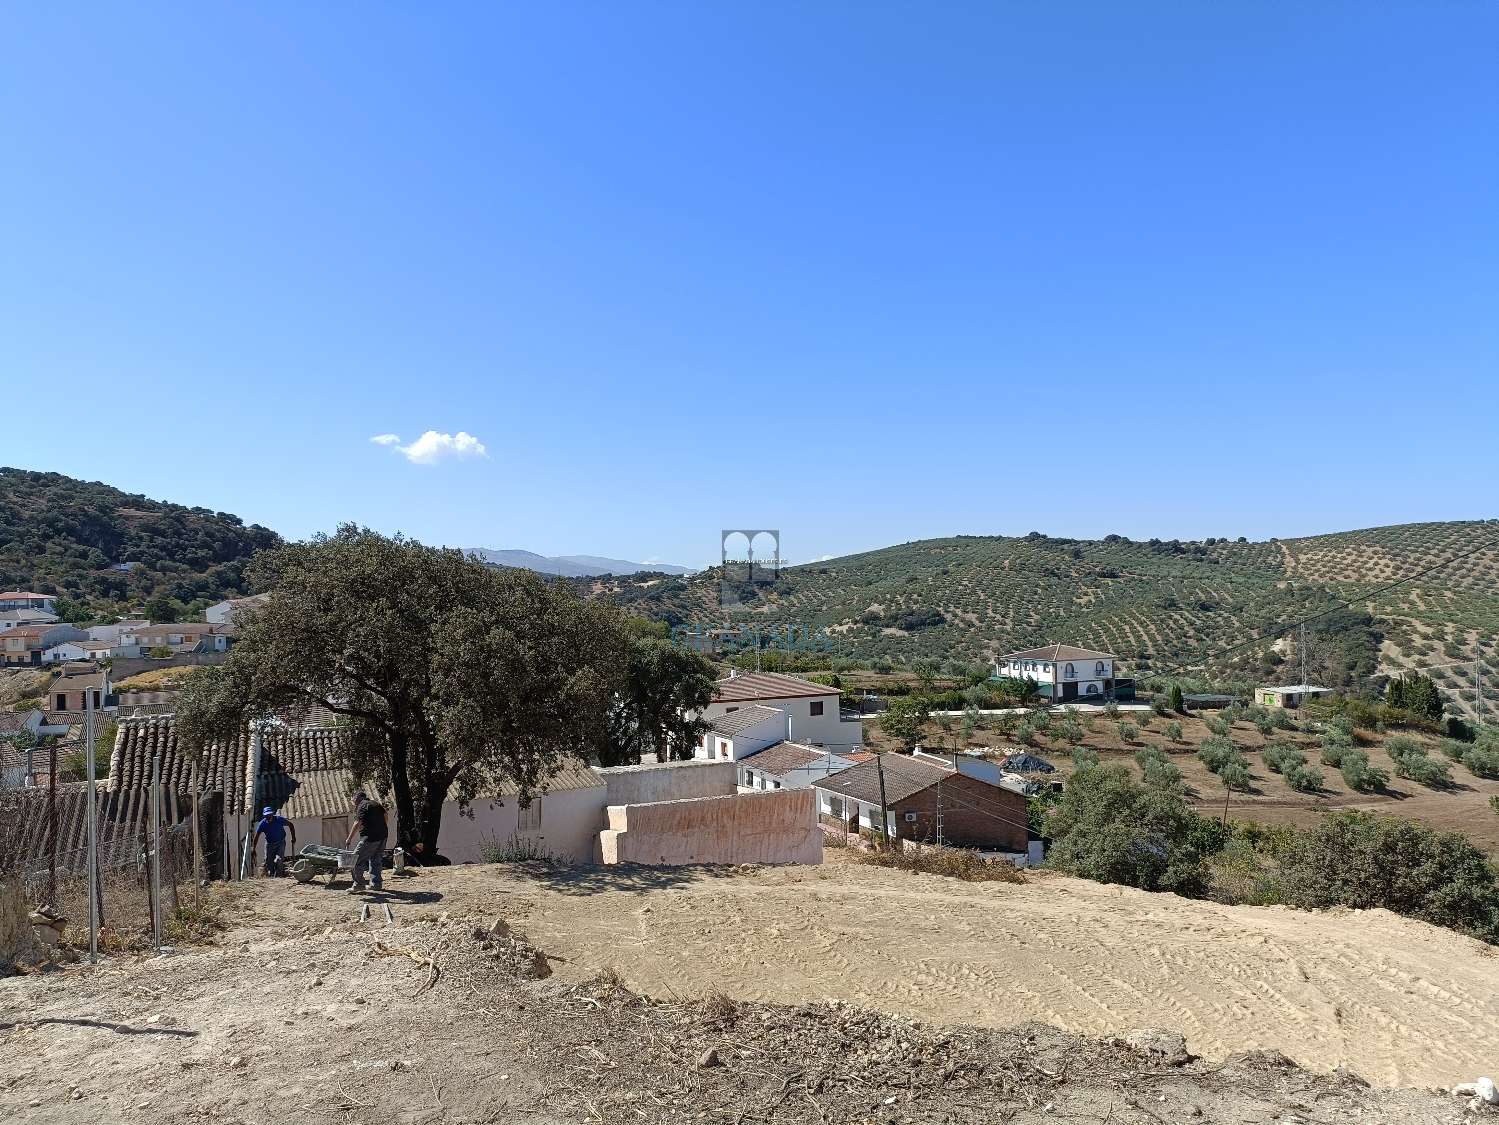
[1256,684,1331,710]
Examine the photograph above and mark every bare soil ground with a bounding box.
[878,713,1499,852]
[3,861,1490,1124]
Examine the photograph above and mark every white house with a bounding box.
[117,622,233,657]
[995,644,1117,703]
[88,618,148,646]
[42,641,93,664]
[206,593,271,625]
[0,591,57,612]
[1257,684,1331,710]
[700,671,864,752]
[737,741,858,792]
[0,608,60,632]
[694,704,787,762]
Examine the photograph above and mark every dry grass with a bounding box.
[852,844,1026,882]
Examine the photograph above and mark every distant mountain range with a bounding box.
[463,548,692,578]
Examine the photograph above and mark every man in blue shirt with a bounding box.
[252,806,296,877]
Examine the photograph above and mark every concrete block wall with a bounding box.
[594,759,738,807]
[599,788,822,867]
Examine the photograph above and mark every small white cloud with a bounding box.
[369,431,489,465]
[810,554,834,562]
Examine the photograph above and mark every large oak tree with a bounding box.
[177,525,711,852]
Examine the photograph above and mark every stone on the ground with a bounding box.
[1124,1028,1193,1064]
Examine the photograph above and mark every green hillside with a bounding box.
[585,521,1499,717]
[0,468,281,616]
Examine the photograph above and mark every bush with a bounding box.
[1263,741,1306,774]
[1103,702,1120,719]
[1197,736,1239,773]
[1071,746,1101,771]
[1206,716,1231,738]
[1151,698,1170,717]
[1463,745,1499,780]
[1439,738,1469,761]
[1283,764,1324,793]
[1117,721,1138,743]
[1218,761,1252,792]
[1055,715,1084,743]
[1164,720,1183,743]
[1271,709,1297,730]
[1045,764,1218,895]
[854,846,1025,883]
[1339,750,1389,793]
[1168,683,1185,712]
[1142,757,1184,791]
[1277,811,1499,944]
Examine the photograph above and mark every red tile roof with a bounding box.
[712,671,839,704]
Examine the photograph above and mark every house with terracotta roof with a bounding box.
[737,740,857,793]
[995,644,1118,702]
[813,752,1030,855]
[3,624,88,666]
[700,670,864,753]
[0,591,57,612]
[116,621,234,657]
[49,664,112,714]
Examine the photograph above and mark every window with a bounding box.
[725,706,738,713]
[1064,663,1075,678]
[719,740,730,758]
[517,801,541,833]
[1085,683,1100,695]
[1095,661,1106,676]
[55,693,66,711]
[771,780,781,790]
[809,701,824,717]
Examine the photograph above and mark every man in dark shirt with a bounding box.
[344,790,388,893]
[252,806,296,877]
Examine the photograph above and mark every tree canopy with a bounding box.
[175,525,712,852]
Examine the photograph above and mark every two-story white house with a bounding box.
[994,644,1118,702]
[0,591,58,613]
[698,671,864,753]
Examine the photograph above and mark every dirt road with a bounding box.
[463,858,1499,1089]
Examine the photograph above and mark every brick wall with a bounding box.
[892,773,1028,852]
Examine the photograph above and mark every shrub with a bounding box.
[1015,720,1036,746]
[1031,709,1052,733]
[1263,741,1306,774]
[1463,745,1499,780]
[1197,736,1238,773]
[1277,811,1499,944]
[1168,683,1185,712]
[1142,757,1184,791]
[1135,713,1152,730]
[855,846,1025,883]
[1045,764,1219,895]
[1206,716,1231,738]
[1151,698,1170,717]
[1071,746,1101,771]
[1271,709,1297,730]
[1117,721,1138,743]
[1283,764,1324,793]
[1340,750,1389,793]
[1164,720,1184,743]
[1439,738,1468,761]
[1055,715,1084,743]
[1218,761,1252,792]
[1103,701,1120,719]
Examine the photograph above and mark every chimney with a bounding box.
[786,711,792,742]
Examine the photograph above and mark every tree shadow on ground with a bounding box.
[504,860,744,897]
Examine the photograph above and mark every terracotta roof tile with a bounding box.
[813,753,955,805]
[710,704,784,736]
[712,672,839,704]
[999,643,1116,663]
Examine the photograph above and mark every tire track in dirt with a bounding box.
[479,863,1499,1089]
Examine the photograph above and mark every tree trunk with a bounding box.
[421,777,447,853]
[387,731,418,853]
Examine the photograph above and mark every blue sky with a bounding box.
[2,3,1495,568]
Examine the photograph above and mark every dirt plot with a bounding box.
[0,867,1480,1125]
[456,859,1499,1090]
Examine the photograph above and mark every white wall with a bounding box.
[702,694,862,752]
[694,710,787,762]
[739,749,855,792]
[597,759,738,806]
[436,785,607,864]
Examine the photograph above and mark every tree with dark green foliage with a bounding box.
[1168,683,1184,713]
[600,619,717,767]
[879,699,923,748]
[1386,673,1444,721]
[1045,764,1218,895]
[143,595,181,624]
[1277,811,1499,944]
[175,525,649,855]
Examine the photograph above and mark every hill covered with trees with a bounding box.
[0,468,280,619]
[583,521,1499,717]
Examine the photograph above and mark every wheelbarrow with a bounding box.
[290,844,356,887]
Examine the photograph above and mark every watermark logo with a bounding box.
[719,528,779,609]
[672,622,835,656]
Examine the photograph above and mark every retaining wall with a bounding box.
[594,759,737,807]
[598,788,821,866]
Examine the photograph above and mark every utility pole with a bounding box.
[85,686,98,964]
[46,739,58,906]
[875,753,892,850]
